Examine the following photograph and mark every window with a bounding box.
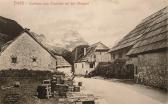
[11,57,17,63]
[82,63,84,68]
[113,54,115,59]
[90,63,95,68]
[94,55,96,59]
[94,55,96,61]
[56,61,58,66]
[32,57,37,62]
[135,66,138,75]
[119,52,122,58]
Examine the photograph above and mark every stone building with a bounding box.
[0,29,72,75]
[109,6,168,89]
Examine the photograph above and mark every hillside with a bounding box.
[0,16,23,41]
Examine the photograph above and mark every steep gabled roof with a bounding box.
[109,6,168,53]
[71,45,90,62]
[77,42,109,62]
[26,30,59,60]
[72,45,89,53]
[0,29,58,60]
[127,6,168,55]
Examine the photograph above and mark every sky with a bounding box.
[0,0,167,48]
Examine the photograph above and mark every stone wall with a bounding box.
[134,51,167,90]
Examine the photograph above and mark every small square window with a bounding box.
[32,57,37,62]
[11,57,17,63]
[113,54,115,59]
[94,55,96,59]
[90,63,94,68]
[82,63,84,68]
[119,52,122,58]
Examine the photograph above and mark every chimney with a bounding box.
[75,48,78,61]
[84,48,87,56]
[24,28,30,31]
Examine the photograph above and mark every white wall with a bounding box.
[86,51,111,63]
[57,67,72,76]
[0,33,56,71]
[74,62,99,75]
[94,52,111,62]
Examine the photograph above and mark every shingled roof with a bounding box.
[127,6,168,55]
[109,6,168,55]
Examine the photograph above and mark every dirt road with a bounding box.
[75,77,167,104]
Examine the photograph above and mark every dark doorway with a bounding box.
[126,64,134,79]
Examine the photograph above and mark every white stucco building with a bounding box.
[74,42,111,75]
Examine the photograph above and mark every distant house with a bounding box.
[74,42,111,75]
[71,45,89,62]
[0,29,72,75]
[54,55,72,76]
[109,7,168,89]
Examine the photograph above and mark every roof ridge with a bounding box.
[118,22,168,46]
[140,6,168,23]
[110,6,168,53]
[24,29,58,60]
[76,42,109,62]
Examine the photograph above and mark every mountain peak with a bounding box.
[48,30,88,51]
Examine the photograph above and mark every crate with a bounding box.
[54,84,68,92]
[75,101,95,104]
[68,86,74,92]
[59,92,67,98]
[74,86,80,92]
[51,81,57,92]
[52,75,64,84]
[37,85,51,99]
[64,79,73,86]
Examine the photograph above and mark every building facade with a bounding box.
[0,30,72,75]
[109,6,168,89]
[74,42,111,75]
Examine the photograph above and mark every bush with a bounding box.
[89,61,134,79]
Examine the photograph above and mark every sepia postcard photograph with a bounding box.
[0,0,167,104]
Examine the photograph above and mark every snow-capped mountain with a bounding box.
[47,30,88,51]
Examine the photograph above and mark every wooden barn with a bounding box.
[74,42,111,75]
[109,6,168,89]
[0,29,72,75]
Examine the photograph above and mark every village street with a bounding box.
[75,77,167,104]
